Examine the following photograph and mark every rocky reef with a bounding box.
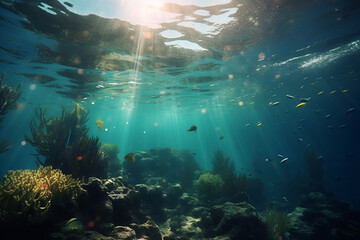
[1,147,360,240]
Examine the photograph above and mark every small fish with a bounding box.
[280,158,288,163]
[269,101,280,106]
[317,156,324,160]
[278,154,284,158]
[249,102,255,104]
[124,152,135,163]
[257,122,262,126]
[298,138,303,142]
[96,119,104,130]
[283,196,288,202]
[342,89,348,93]
[318,91,324,95]
[325,114,332,119]
[339,124,347,129]
[330,90,336,94]
[187,125,197,133]
[62,218,84,234]
[286,94,295,99]
[219,136,224,140]
[306,144,312,148]
[296,102,306,108]
[245,123,251,127]
[300,97,311,102]
[347,108,356,114]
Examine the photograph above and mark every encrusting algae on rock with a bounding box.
[0,166,81,225]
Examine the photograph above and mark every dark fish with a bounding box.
[124,153,135,163]
[219,136,224,140]
[187,125,197,133]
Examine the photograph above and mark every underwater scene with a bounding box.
[0,0,360,239]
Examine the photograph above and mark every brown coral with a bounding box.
[0,166,81,224]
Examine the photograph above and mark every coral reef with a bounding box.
[0,73,22,153]
[288,192,360,240]
[0,166,81,225]
[194,173,224,202]
[264,208,290,240]
[123,147,200,188]
[25,104,108,178]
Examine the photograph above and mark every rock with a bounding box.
[109,187,146,225]
[111,226,136,240]
[289,192,360,240]
[129,216,162,240]
[166,183,183,209]
[200,202,268,240]
[77,178,113,228]
[135,184,167,223]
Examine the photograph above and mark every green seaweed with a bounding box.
[212,150,248,197]
[25,104,107,178]
[194,173,224,201]
[264,207,290,240]
[0,73,22,153]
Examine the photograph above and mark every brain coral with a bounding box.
[0,166,81,224]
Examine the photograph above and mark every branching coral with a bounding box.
[264,208,290,240]
[25,104,108,178]
[0,73,22,153]
[0,166,80,225]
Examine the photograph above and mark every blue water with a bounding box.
[1,0,360,208]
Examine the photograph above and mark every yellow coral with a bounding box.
[0,166,80,224]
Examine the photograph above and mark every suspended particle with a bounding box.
[77,69,84,75]
[29,84,36,90]
[275,74,280,79]
[201,108,207,114]
[258,52,265,61]
[228,74,234,79]
[238,101,244,106]
[20,140,26,146]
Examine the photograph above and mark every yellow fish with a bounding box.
[318,91,324,95]
[249,102,255,105]
[257,122,262,126]
[96,119,104,130]
[342,89,348,93]
[330,90,336,94]
[124,152,135,163]
[296,102,307,108]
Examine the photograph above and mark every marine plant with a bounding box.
[264,207,290,240]
[101,143,121,177]
[25,103,108,178]
[0,166,81,225]
[0,73,22,153]
[212,150,248,197]
[194,173,224,201]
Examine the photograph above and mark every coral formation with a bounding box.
[0,166,81,225]
[194,173,224,201]
[0,73,22,153]
[264,207,290,240]
[25,104,108,178]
